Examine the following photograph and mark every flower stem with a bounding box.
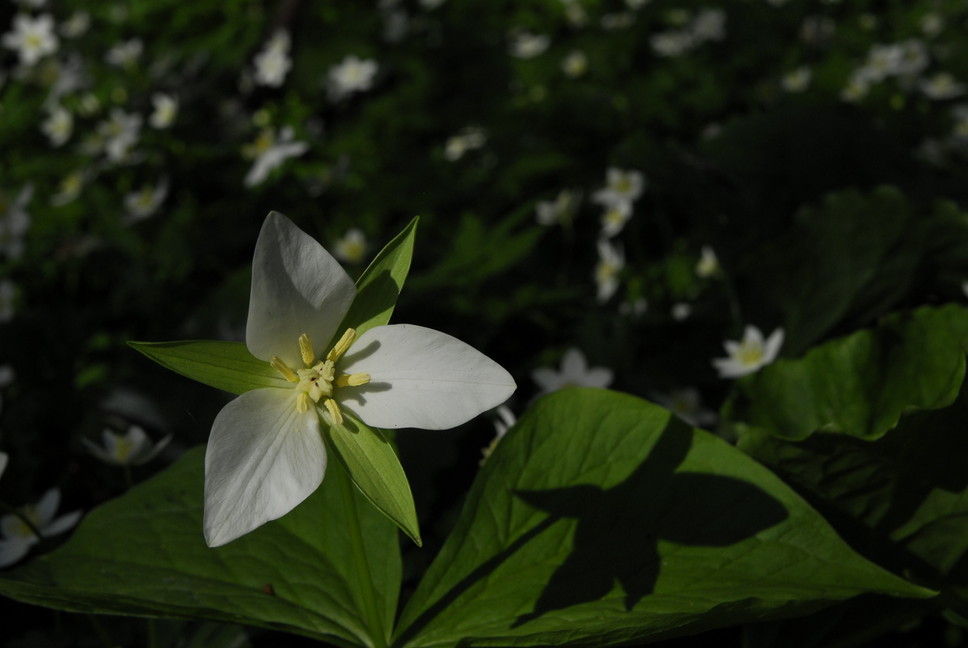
[337,465,388,648]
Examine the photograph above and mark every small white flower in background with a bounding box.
[561,0,588,28]
[40,104,72,146]
[840,72,870,103]
[243,127,309,187]
[149,93,178,129]
[595,239,624,302]
[690,8,725,42]
[561,50,588,78]
[600,200,632,238]
[650,31,694,57]
[200,213,515,546]
[333,228,368,264]
[920,73,966,100]
[2,14,58,67]
[671,302,692,321]
[592,168,645,208]
[60,11,90,38]
[508,30,549,59]
[920,13,944,38]
[535,189,580,227]
[443,126,486,161]
[83,425,172,466]
[0,488,82,568]
[654,388,717,428]
[0,280,18,323]
[480,405,515,465]
[713,325,784,378]
[532,348,613,395]
[104,38,142,68]
[782,67,812,93]
[98,108,142,162]
[695,245,719,278]
[51,170,85,206]
[0,184,32,259]
[123,177,168,223]
[327,55,379,101]
[253,30,291,87]
[601,13,635,30]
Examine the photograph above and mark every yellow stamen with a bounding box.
[323,398,343,425]
[271,356,299,382]
[327,328,356,363]
[298,333,316,366]
[296,392,310,413]
[335,372,370,388]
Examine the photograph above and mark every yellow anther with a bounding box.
[323,398,343,425]
[271,356,299,383]
[335,372,370,388]
[298,334,315,366]
[296,392,310,414]
[327,328,357,363]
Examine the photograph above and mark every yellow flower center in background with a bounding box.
[271,328,370,424]
[10,506,40,540]
[113,436,134,463]
[736,342,765,367]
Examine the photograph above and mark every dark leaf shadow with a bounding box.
[337,269,401,334]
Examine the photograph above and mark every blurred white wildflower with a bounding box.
[653,388,717,428]
[480,405,515,465]
[51,170,85,206]
[40,104,72,146]
[671,302,692,321]
[243,127,309,187]
[327,55,378,101]
[443,126,486,161]
[508,30,549,59]
[695,245,720,278]
[782,67,812,93]
[253,30,291,87]
[149,92,178,129]
[561,0,587,28]
[59,11,90,38]
[601,13,635,30]
[713,325,784,378]
[650,31,693,57]
[332,228,368,264]
[123,177,168,223]
[594,239,624,302]
[920,13,944,38]
[535,189,580,227]
[105,38,142,68]
[691,9,726,42]
[619,297,648,317]
[97,108,142,162]
[561,50,588,78]
[894,39,929,77]
[2,14,58,66]
[920,73,966,100]
[0,185,32,259]
[592,167,645,208]
[0,489,82,568]
[83,425,172,466]
[600,200,632,238]
[840,72,870,103]
[532,348,613,395]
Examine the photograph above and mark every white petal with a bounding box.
[204,388,326,547]
[339,324,517,430]
[742,325,765,347]
[43,510,82,536]
[531,367,561,392]
[0,452,7,481]
[763,328,785,363]
[246,213,357,367]
[124,425,149,456]
[0,537,33,568]
[134,433,173,465]
[560,348,587,379]
[584,367,614,388]
[34,488,60,527]
[713,357,755,379]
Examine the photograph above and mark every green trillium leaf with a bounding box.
[327,415,421,546]
[395,388,933,648]
[0,447,400,648]
[731,304,968,441]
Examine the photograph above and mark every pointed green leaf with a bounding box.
[395,389,932,648]
[327,416,421,546]
[732,305,968,441]
[339,216,418,338]
[0,447,401,648]
[128,340,287,395]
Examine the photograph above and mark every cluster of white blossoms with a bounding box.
[650,8,726,58]
[590,167,645,303]
[0,454,82,568]
[253,30,292,88]
[841,39,934,103]
[326,55,379,101]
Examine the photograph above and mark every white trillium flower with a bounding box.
[253,30,292,87]
[713,325,784,378]
[332,228,368,264]
[592,167,645,208]
[83,425,172,466]
[532,348,613,395]
[123,177,168,223]
[2,14,58,67]
[443,127,486,161]
[0,488,82,567]
[149,93,178,129]
[600,200,632,238]
[202,213,516,546]
[243,127,309,187]
[327,55,378,101]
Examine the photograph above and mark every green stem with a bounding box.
[338,465,388,648]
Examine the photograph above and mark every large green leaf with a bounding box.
[338,216,418,338]
[395,389,932,648]
[731,305,968,441]
[328,415,421,546]
[0,447,401,648]
[128,340,287,396]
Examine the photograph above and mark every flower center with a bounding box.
[10,506,40,540]
[736,342,765,367]
[270,328,370,425]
